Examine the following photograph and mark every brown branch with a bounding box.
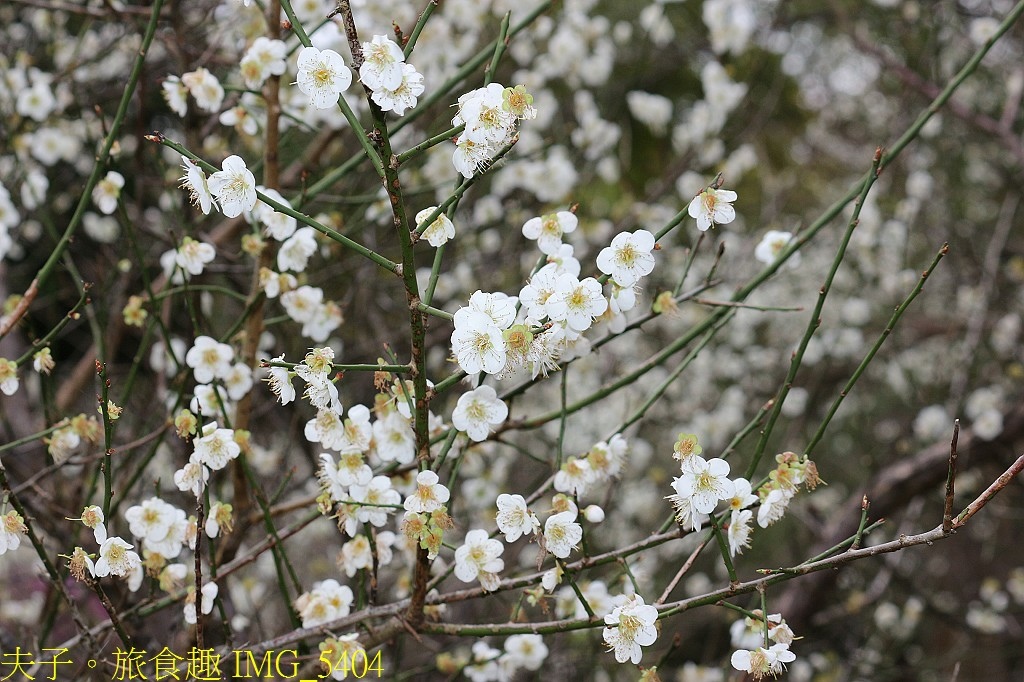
[776,402,1024,628]
[952,453,1024,528]
[943,420,959,533]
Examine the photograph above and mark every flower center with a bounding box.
[466,401,487,421]
[313,65,334,88]
[619,613,642,639]
[108,544,126,563]
[616,244,637,266]
[472,331,495,354]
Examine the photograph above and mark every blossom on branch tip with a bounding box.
[92,171,124,215]
[731,643,796,679]
[264,355,295,405]
[416,206,455,247]
[175,237,216,276]
[359,35,405,91]
[240,37,287,89]
[602,594,659,664]
[451,310,506,376]
[181,67,224,113]
[0,359,19,396]
[403,470,450,514]
[179,157,214,215]
[207,155,257,218]
[454,528,504,591]
[0,510,28,555]
[596,229,656,287]
[296,46,352,110]
[93,536,141,579]
[728,508,753,557]
[688,187,737,231]
[755,230,800,267]
[451,385,508,442]
[543,510,582,559]
[495,494,539,542]
[522,211,578,256]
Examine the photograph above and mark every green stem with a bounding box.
[711,516,738,585]
[0,0,164,340]
[803,243,948,458]
[151,136,399,275]
[745,149,884,481]
[403,0,439,59]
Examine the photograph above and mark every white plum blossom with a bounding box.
[495,494,539,542]
[264,355,295,405]
[465,290,518,330]
[755,230,800,267]
[191,423,240,471]
[295,579,353,628]
[728,509,753,557]
[451,83,531,178]
[403,470,450,513]
[93,536,142,579]
[305,409,346,450]
[179,157,215,215]
[319,452,372,495]
[223,362,253,401]
[240,37,287,89]
[92,171,124,215]
[0,511,28,555]
[519,265,562,321]
[175,237,216,276]
[162,75,188,116]
[451,309,506,375]
[416,207,455,247]
[626,91,673,135]
[185,335,234,384]
[503,634,548,672]
[727,477,759,511]
[296,46,352,109]
[255,188,297,240]
[281,285,324,324]
[219,103,258,136]
[181,67,224,112]
[372,411,415,464]
[688,186,738,231]
[207,155,257,218]
[757,487,792,528]
[124,497,177,543]
[17,79,56,121]
[348,476,401,527]
[731,643,797,678]
[370,62,425,115]
[359,35,405,90]
[543,510,582,559]
[335,404,373,453]
[295,363,342,415]
[456,83,516,145]
[338,535,373,577]
[547,275,608,333]
[174,461,209,497]
[0,359,19,396]
[451,385,508,442]
[454,529,505,591]
[553,456,594,497]
[278,227,318,272]
[596,229,657,287]
[259,269,297,299]
[522,211,578,256]
[184,582,219,624]
[602,594,659,664]
[669,456,735,531]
